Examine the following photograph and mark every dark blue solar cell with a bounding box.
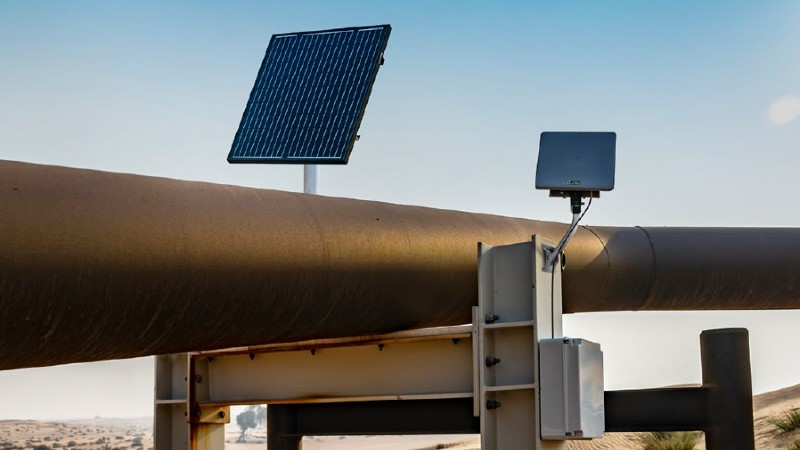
[228,25,391,164]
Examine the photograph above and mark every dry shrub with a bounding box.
[767,408,800,433]
[639,431,700,450]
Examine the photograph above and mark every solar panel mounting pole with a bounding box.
[304,164,318,195]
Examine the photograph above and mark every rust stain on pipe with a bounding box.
[1,160,799,370]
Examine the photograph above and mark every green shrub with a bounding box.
[639,431,700,450]
[767,408,800,433]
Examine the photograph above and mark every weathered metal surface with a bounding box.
[1,160,799,370]
[701,328,755,449]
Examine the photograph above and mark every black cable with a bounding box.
[550,260,556,338]
[560,196,594,252]
[550,196,592,338]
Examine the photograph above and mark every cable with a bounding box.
[545,196,593,268]
[549,196,593,338]
[550,259,556,338]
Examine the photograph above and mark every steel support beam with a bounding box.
[270,399,479,437]
[157,239,569,450]
[701,328,755,450]
[267,405,303,450]
[154,354,189,450]
[475,239,566,450]
[604,328,754,450]
[154,275,754,449]
[604,388,708,432]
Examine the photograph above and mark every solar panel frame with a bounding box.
[228,24,391,164]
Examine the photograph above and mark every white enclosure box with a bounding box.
[539,338,605,440]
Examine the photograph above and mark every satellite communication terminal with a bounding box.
[535,131,616,266]
[227,25,392,193]
[534,132,615,440]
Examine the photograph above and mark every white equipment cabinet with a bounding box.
[540,338,605,440]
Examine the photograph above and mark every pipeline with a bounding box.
[1,160,799,370]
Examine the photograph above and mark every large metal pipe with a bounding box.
[1,160,800,370]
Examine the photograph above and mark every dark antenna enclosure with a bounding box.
[228,25,392,165]
[535,131,616,197]
[535,131,617,267]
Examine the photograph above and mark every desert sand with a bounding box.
[1,385,798,450]
[0,417,151,450]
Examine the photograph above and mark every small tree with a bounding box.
[254,405,266,428]
[236,409,257,442]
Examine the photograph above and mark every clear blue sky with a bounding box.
[0,1,799,419]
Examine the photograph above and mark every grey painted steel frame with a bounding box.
[152,241,754,450]
[475,238,566,450]
[153,237,567,449]
[266,329,755,450]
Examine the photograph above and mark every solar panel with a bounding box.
[228,25,391,164]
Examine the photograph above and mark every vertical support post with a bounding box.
[154,354,189,450]
[475,237,565,450]
[268,404,303,450]
[303,164,318,195]
[187,357,228,450]
[701,328,755,450]
[189,421,227,450]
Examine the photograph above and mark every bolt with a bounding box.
[378,344,384,351]
[249,353,255,360]
[218,411,226,418]
[195,375,202,383]
[485,314,500,324]
[452,338,460,345]
[310,349,316,356]
[485,356,501,367]
[486,400,501,410]
[194,409,201,417]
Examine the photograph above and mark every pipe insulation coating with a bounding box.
[1,160,800,370]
